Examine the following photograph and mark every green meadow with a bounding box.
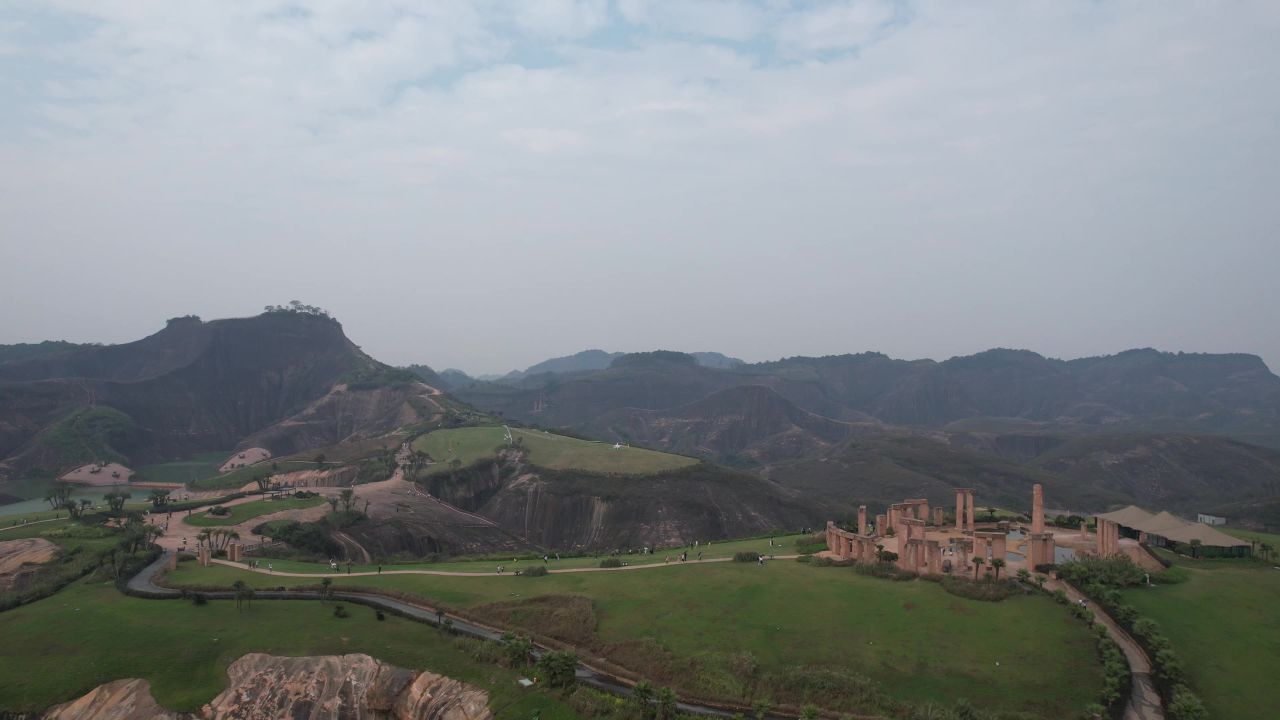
[412,426,697,476]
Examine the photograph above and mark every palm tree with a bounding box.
[630,681,654,719]
[656,688,677,720]
[320,577,333,604]
[875,543,885,563]
[232,580,249,611]
[1260,542,1274,562]
[990,558,1006,581]
[1189,539,1203,559]
[972,556,985,580]
[1016,568,1031,583]
[1034,575,1048,591]
[986,506,997,521]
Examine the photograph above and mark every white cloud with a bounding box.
[775,0,897,53]
[1,1,1279,373]
[617,0,768,42]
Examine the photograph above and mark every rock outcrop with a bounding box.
[41,654,492,720]
[0,537,58,592]
[44,679,179,720]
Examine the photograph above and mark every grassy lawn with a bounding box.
[218,533,808,575]
[169,559,1103,717]
[1122,558,1280,719]
[135,451,231,486]
[0,580,583,718]
[184,496,326,527]
[1222,526,1280,549]
[413,426,696,476]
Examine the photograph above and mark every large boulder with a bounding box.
[42,654,493,720]
[44,679,180,720]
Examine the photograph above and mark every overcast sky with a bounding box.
[2,1,1278,376]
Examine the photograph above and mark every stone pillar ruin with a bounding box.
[966,491,976,531]
[955,490,965,531]
[198,546,211,567]
[926,540,941,575]
[858,505,868,536]
[1028,533,1056,568]
[1032,483,1045,534]
[933,507,945,526]
[875,514,887,536]
[228,543,242,563]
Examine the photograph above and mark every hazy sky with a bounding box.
[2,1,1278,376]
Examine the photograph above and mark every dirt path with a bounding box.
[1047,580,1163,720]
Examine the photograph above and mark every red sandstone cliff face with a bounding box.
[41,654,492,720]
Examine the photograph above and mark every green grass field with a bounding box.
[1222,526,1280,548]
[1123,557,1280,719]
[184,496,326,527]
[169,558,1103,716]
[0,580,583,718]
[218,534,807,575]
[412,427,697,476]
[135,451,231,486]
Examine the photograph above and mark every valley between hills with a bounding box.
[2,309,1277,720]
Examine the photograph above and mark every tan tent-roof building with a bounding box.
[1094,505,1250,556]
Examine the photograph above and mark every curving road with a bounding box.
[126,552,823,720]
[209,554,799,577]
[1047,580,1163,720]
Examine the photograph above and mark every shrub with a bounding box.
[1167,684,1207,720]
[207,505,230,516]
[599,558,623,568]
[333,605,349,618]
[733,552,761,562]
[522,565,548,577]
[375,610,385,621]
[191,592,208,606]
[852,563,915,581]
[939,576,1019,602]
[809,556,833,567]
[537,651,578,688]
[1051,589,1070,604]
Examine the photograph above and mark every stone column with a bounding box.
[919,501,929,523]
[992,534,1006,564]
[858,505,868,536]
[955,491,964,531]
[875,514,887,536]
[966,492,975,531]
[1032,483,1045,534]
[933,507,945,526]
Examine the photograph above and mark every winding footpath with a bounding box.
[1046,580,1163,720]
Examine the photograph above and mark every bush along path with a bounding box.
[125,552,863,720]
[1045,579,1163,720]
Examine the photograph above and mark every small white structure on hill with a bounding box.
[1196,513,1227,526]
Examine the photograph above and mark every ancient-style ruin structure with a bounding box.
[826,484,1057,578]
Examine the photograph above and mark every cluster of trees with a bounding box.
[263,301,332,318]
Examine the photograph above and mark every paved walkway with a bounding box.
[1047,580,1163,720]
[212,554,800,577]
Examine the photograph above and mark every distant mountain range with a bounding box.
[5,318,1280,535]
[435,347,1280,528]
